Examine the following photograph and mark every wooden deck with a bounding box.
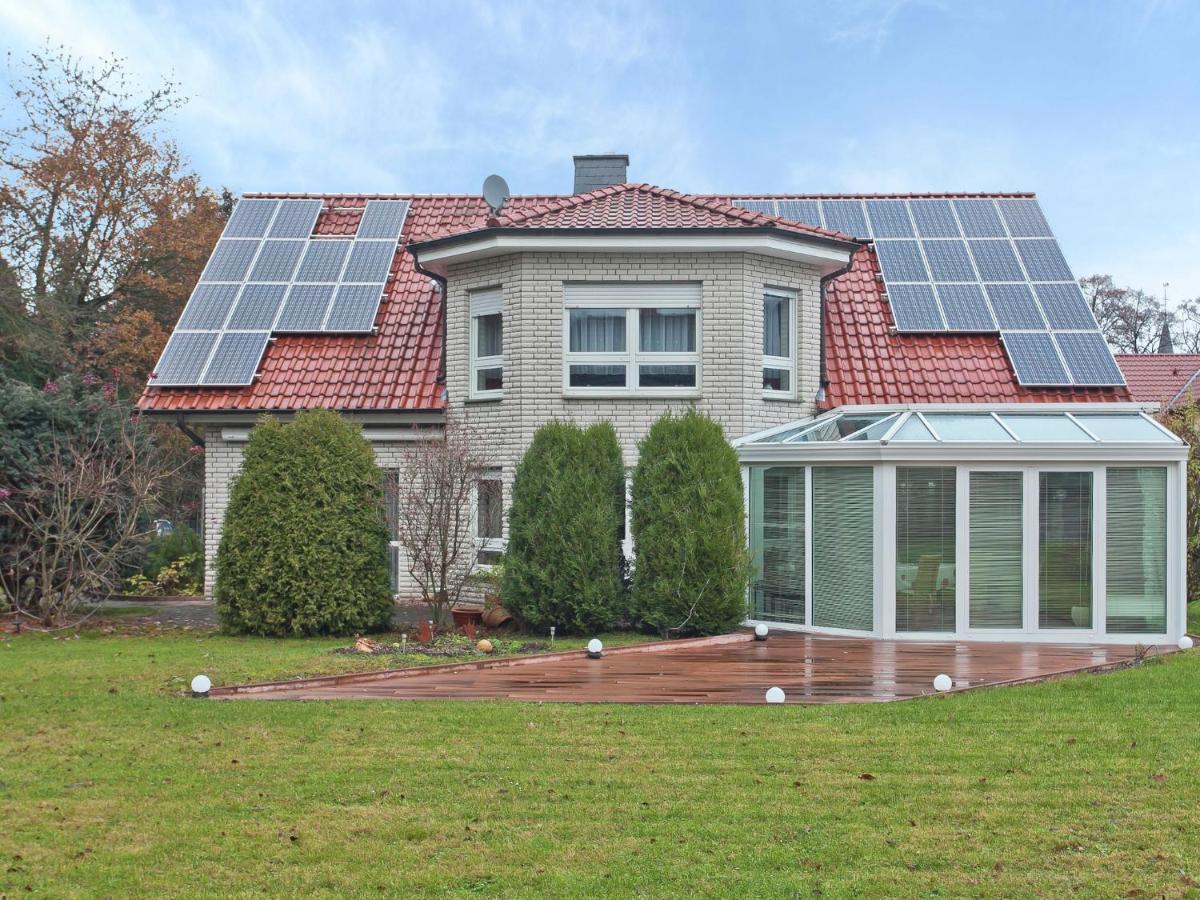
[217,632,1165,705]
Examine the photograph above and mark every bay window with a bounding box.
[563,282,701,395]
[763,289,795,395]
[470,288,503,399]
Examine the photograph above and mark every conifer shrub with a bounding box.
[503,420,624,632]
[630,410,750,636]
[215,409,393,636]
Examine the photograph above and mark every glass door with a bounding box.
[748,467,806,624]
[1038,471,1093,629]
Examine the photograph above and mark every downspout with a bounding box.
[816,244,860,408]
[409,248,449,389]
[174,412,204,448]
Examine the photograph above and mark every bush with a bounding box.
[630,410,750,636]
[215,410,393,636]
[143,523,203,583]
[503,420,625,633]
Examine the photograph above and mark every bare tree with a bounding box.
[1171,298,1200,354]
[0,413,189,626]
[393,420,495,625]
[1079,274,1169,353]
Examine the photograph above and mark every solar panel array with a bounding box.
[732,196,1123,387]
[150,199,409,386]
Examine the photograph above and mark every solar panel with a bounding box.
[953,198,1006,237]
[200,240,258,282]
[1002,332,1070,385]
[177,283,240,330]
[997,197,1052,237]
[775,199,822,227]
[865,200,914,238]
[968,239,1025,281]
[1035,283,1096,329]
[888,284,945,331]
[325,284,383,332]
[151,332,218,385]
[268,199,323,238]
[357,200,411,240]
[342,240,395,283]
[732,199,778,215]
[200,332,271,385]
[874,240,929,282]
[225,199,278,238]
[909,199,961,237]
[922,240,976,282]
[226,284,287,330]
[248,239,305,282]
[1053,331,1125,385]
[1016,239,1073,281]
[276,284,336,332]
[937,283,995,331]
[986,284,1045,329]
[296,239,351,282]
[820,200,869,237]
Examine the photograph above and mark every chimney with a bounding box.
[573,154,629,193]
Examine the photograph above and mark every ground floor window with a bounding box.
[1039,471,1093,629]
[1106,467,1167,634]
[749,466,805,624]
[895,466,956,632]
[476,471,504,565]
[968,471,1023,628]
[811,466,874,631]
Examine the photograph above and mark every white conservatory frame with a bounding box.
[736,404,1190,645]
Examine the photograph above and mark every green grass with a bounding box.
[1,617,1198,898]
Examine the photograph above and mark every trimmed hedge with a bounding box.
[631,410,750,636]
[503,420,625,633]
[215,410,393,636]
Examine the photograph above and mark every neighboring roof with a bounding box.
[1115,353,1200,406]
[820,246,1130,408]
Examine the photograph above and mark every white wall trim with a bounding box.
[219,427,435,443]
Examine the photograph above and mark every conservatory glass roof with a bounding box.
[738,409,1180,446]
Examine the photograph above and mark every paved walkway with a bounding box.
[216,632,1160,705]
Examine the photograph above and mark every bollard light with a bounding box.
[764,686,785,704]
[754,623,769,641]
[587,638,603,659]
[933,673,953,692]
[191,674,212,697]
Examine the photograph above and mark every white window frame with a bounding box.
[762,288,796,399]
[562,282,702,398]
[474,469,506,565]
[469,288,503,401]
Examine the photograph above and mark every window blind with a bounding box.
[1106,467,1167,634]
[812,466,874,631]
[895,467,956,632]
[969,471,1023,629]
[1039,471,1093,629]
[749,467,806,624]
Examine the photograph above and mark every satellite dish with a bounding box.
[482,174,510,215]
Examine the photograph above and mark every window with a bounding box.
[1106,467,1167,634]
[749,466,806,624]
[1039,471,1092,629]
[470,288,503,399]
[476,471,504,564]
[563,282,701,395]
[381,468,400,593]
[969,471,1023,629]
[895,467,956,632]
[812,466,873,631]
[762,290,795,395]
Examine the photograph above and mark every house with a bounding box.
[138,154,1190,645]
[1116,353,1200,408]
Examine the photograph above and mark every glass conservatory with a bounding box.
[735,406,1189,644]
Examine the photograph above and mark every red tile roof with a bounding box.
[820,246,1129,408]
[139,187,1130,416]
[1114,354,1200,406]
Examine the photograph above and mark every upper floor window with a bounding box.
[563,282,701,396]
[470,288,503,400]
[763,289,795,397]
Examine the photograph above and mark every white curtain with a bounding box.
[763,296,789,358]
[639,308,695,352]
[570,309,625,352]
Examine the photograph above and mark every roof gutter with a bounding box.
[409,248,450,388]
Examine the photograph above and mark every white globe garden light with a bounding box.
[587,638,603,659]
[933,673,953,693]
[190,674,212,696]
[764,686,786,704]
[754,623,769,641]
[1179,636,1194,651]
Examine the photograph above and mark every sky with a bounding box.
[1,0,1198,299]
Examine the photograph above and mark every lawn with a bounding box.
[1,610,1197,898]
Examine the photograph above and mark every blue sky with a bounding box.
[2,0,1198,298]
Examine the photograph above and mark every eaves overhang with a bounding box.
[408,226,859,276]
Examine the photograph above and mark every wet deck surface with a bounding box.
[223,633,1157,705]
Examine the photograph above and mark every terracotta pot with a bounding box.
[481,606,513,628]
